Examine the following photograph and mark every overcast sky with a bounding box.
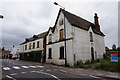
[0,0,119,50]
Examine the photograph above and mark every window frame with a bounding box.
[49,34,52,43]
[48,48,52,59]
[90,32,93,42]
[59,29,64,40]
[59,46,64,59]
[37,41,39,48]
[29,43,31,50]
[25,45,27,50]
[33,42,35,49]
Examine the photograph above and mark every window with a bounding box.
[33,42,35,49]
[29,43,31,50]
[59,47,64,59]
[37,41,39,48]
[59,29,64,40]
[90,32,93,42]
[25,45,27,50]
[59,19,63,26]
[48,48,52,59]
[49,34,52,42]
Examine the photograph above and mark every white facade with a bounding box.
[10,46,20,58]
[46,9,105,66]
[20,38,43,53]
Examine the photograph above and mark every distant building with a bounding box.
[2,47,10,59]
[46,8,105,66]
[20,32,47,62]
[10,46,20,59]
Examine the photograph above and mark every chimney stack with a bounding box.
[94,13,100,31]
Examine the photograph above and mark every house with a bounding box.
[2,47,10,59]
[10,45,20,59]
[46,8,105,66]
[20,31,47,62]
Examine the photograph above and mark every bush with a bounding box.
[74,60,84,68]
[94,57,120,72]
[84,60,91,65]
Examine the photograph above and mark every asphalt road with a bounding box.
[1,59,113,80]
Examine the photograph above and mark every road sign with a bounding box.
[111,54,118,62]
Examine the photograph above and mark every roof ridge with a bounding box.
[61,8,93,24]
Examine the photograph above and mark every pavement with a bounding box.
[1,59,120,80]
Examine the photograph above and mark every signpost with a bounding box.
[111,54,118,62]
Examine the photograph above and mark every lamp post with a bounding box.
[0,15,3,19]
[54,2,67,66]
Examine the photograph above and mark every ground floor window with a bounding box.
[48,48,52,59]
[59,47,64,59]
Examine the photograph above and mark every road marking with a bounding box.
[89,75,100,78]
[37,66,44,68]
[21,72,27,74]
[29,66,37,68]
[3,67,10,70]
[36,71,60,80]
[21,66,29,69]
[6,75,16,80]
[47,69,51,71]
[60,70,67,73]
[51,74,60,80]
[13,66,20,70]
[30,71,36,73]
[10,73,17,76]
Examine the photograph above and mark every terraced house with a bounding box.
[20,32,47,62]
[46,8,105,66]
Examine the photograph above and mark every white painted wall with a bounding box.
[10,46,20,58]
[20,38,44,53]
[45,10,105,66]
[46,11,74,66]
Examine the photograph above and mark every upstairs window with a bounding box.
[33,42,35,49]
[59,29,64,40]
[29,43,31,50]
[59,19,63,26]
[90,32,93,42]
[49,34,52,42]
[25,45,27,50]
[48,48,52,59]
[37,41,39,48]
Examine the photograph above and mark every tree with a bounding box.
[112,44,117,51]
[117,46,120,51]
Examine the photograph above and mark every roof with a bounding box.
[20,31,47,45]
[52,8,104,36]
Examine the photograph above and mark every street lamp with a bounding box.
[0,15,3,19]
[54,2,67,66]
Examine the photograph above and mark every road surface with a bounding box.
[1,59,113,80]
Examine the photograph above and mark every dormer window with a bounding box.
[49,34,52,42]
[59,19,63,26]
[90,32,93,42]
[59,29,64,40]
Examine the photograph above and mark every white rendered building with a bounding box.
[46,8,105,66]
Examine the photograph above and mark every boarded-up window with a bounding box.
[48,48,52,59]
[59,19,63,26]
[29,43,31,50]
[37,41,39,48]
[59,47,64,59]
[25,45,27,50]
[33,42,35,49]
[60,29,64,40]
[49,34,52,42]
[90,32,93,42]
